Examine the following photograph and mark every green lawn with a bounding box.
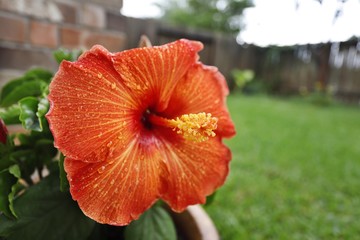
[205,95,360,239]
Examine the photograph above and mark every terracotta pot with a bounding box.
[171,205,219,240]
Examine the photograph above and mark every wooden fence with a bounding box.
[0,1,359,103]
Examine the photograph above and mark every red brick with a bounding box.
[106,12,126,32]
[0,0,21,13]
[55,2,78,24]
[1,0,52,20]
[60,27,81,49]
[81,4,105,29]
[87,0,123,11]
[0,46,57,71]
[83,31,126,52]
[0,14,26,43]
[30,20,58,48]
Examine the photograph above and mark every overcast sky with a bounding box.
[121,0,360,46]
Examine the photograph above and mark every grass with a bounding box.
[205,94,360,239]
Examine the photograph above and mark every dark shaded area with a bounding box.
[0,46,58,71]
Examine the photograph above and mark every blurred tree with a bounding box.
[158,0,253,34]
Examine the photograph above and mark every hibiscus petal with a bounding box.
[65,125,231,224]
[111,39,203,112]
[157,133,231,211]
[64,132,163,225]
[164,63,236,138]
[47,45,138,162]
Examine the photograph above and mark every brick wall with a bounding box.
[1,1,359,102]
[0,0,125,88]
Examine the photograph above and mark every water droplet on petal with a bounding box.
[108,147,115,157]
[97,73,102,78]
[98,166,106,173]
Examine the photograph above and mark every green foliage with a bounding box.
[0,166,20,218]
[159,0,252,34]
[53,49,82,64]
[125,205,177,240]
[205,191,217,206]
[0,105,21,125]
[19,97,44,132]
[300,82,335,107]
[58,154,69,192]
[307,91,334,106]
[231,69,254,91]
[0,60,97,239]
[0,69,51,108]
[0,68,52,128]
[0,174,95,240]
[0,66,59,233]
[206,95,360,239]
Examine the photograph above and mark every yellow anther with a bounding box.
[147,112,218,142]
[170,113,218,142]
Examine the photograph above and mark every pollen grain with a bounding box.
[170,113,218,142]
[148,112,218,142]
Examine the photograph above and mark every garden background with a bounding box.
[1,0,359,238]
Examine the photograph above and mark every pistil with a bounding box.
[148,112,218,142]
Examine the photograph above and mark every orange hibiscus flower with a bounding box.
[46,39,236,226]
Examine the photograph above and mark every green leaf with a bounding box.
[0,77,28,104]
[6,166,18,178]
[24,68,52,84]
[205,191,217,206]
[87,224,126,240]
[53,49,82,64]
[6,149,37,185]
[35,139,57,163]
[124,204,177,240]
[59,154,69,192]
[8,183,23,218]
[0,105,21,125]
[37,98,50,133]
[0,174,95,240]
[7,166,21,218]
[0,167,19,218]
[8,165,21,179]
[0,68,52,107]
[19,97,41,131]
[18,97,50,133]
[0,80,46,108]
[0,142,15,171]
[36,98,49,119]
[53,49,73,64]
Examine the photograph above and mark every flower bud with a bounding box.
[0,118,8,144]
